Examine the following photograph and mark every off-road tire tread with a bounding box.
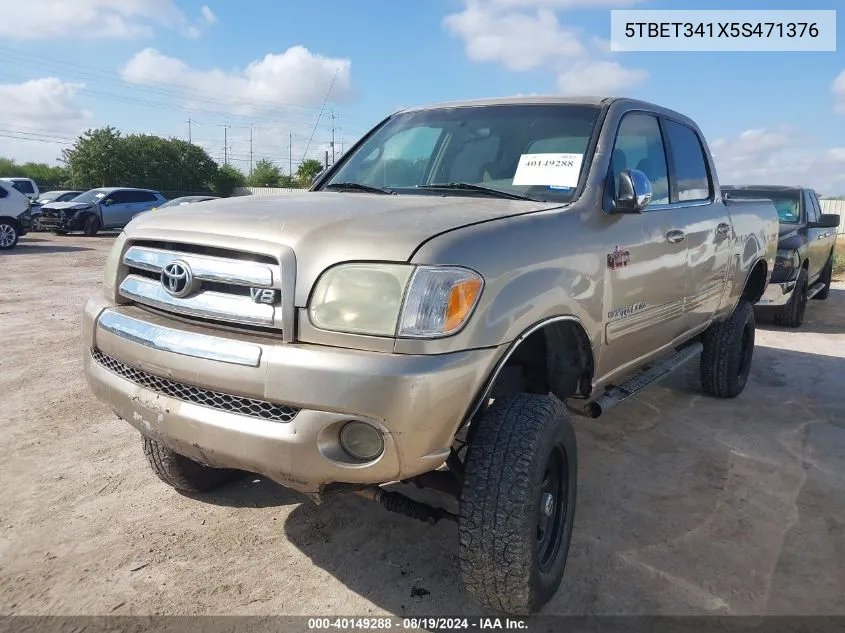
[700,299,754,398]
[142,437,235,493]
[458,393,576,615]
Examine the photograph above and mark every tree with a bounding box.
[296,159,324,186]
[214,164,246,197]
[278,174,299,188]
[0,157,67,189]
[247,159,282,187]
[61,126,127,189]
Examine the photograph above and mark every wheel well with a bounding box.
[741,260,768,304]
[486,319,594,405]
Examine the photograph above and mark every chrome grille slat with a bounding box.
[119,275,277,327]
[124,246,275,287]
[91,348,298,422]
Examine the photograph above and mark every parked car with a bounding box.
[83,96,779,615]
[723,185,840,327]
[30,190,84,231]
[152,195,219,210]
[38,187,166,236]
[0,179,31,250]
[0,177,40,201]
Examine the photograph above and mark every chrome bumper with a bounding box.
[83,292,501,493]
[756,279,796,307]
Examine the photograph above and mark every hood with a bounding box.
[125,191,560,305]
[778,224,801,240]
[40,201,93,212]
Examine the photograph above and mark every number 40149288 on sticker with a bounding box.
[512,152,584,188]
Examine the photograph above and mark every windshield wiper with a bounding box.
[324,182,395,195]
[415,182,537,201]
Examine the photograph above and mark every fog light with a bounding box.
[339,421,384,461]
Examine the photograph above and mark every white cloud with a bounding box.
[444,5,583,71]
[0,0,216,40]
[201,5,216,23]
[443,0,648,95]
[711,128,845,196]
[121,47,353,112]
[0,77,92,163]
[557,60,648,95]
[832,70,845,114]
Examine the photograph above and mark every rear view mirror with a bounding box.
[614,169,653,214]
[813,213,840,229]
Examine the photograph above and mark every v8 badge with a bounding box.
[250,288,280,304]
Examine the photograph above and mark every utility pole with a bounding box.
[187,118,192,143]
[222,124,230,165]
[330,111,337,163]
[324,150,329,169]
[289,132,293,177]
[249,124,254,176]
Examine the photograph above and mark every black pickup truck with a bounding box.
[723,185,840,327]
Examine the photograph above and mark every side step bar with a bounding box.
[806,282,827,300]
[584,341,703,418]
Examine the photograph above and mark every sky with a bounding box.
[0,0,844,193]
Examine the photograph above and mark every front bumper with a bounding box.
[83,292,501,493]
[756,279,796,308]
[38,210,85,231]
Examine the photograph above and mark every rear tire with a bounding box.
[142,437,237,493]
[814,258,832,301]
[0,220,19,250]
[458,393,577,615]
[700,299,755,398]
[83,214,101,237]
[773,267,807,327]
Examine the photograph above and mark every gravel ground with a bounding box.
[1,232,843,618]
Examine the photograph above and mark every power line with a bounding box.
[301,67,339,165]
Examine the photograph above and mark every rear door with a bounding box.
[808,190,835,280]
[659,118,732,335]
[132,191,161,215]
[598,112,688,376]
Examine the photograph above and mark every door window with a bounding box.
[808,191,822,223]
[610,114,670,205]
[663,120,711,203]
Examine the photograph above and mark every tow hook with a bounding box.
[356,487,457,524]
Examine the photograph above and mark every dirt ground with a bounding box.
[1,233,843,618]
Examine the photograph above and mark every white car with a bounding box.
[0,177,40,201]
[0,180,32,250]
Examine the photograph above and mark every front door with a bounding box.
[597,113,688,381]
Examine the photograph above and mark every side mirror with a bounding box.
[812,213,840,229]
[614,169,653,214]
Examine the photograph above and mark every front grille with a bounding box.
[91,348,299,422]
[119,242,283,332]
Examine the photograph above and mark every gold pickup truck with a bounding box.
[83,96,779,614]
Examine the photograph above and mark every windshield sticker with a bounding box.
[512,153,583,187]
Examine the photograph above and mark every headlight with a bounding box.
[103,231,128,289]
[775,249,800,271]
[309,264,483,338]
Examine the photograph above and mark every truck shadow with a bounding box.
[3,243,93,255]
[276,344,845,617]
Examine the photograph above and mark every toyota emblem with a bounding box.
[160,260,195,298]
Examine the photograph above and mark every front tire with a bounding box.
[773,268,807,328]
[458,393,577,615]
[83,214,101,237]
[0,220,19,250]
[700,299,755,398]
[143,437,237,493]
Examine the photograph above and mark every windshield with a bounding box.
[70,189,109,204]
[725,189,801,224]
[321,104,601,203]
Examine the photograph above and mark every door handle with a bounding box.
[817,233,826,240]
[716,222,731,236]
[666,229,686,244]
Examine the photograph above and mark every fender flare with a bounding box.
[462,314,594,427]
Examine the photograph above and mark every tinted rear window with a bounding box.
[11,180,35,195]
